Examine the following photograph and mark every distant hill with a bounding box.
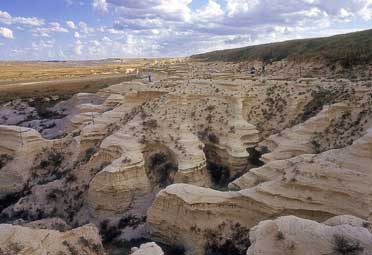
[191,29,372,67]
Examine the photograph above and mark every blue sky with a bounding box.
[0,0,371,60]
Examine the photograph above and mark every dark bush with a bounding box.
[100,220,122,244]
[149,152,167,168]
[207,162,230,187]
[39,151,64,169]
[208,133,219,144]
[28,97,66,119]
[65,173,77,183]
[118,215,146,229]
[197,129,219,144]
[84,147,96,163]
[205,240,241,255]
[160,243,186,255]
[78,237,105,255]
[205,223,250,255]
[143,119,158,128]
[46,188,62,201]
[333,235,364,255]
[276,231,285,241]
[147,152,178,188]
[311,140,322,153]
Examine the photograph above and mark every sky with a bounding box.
[0,0,371,60]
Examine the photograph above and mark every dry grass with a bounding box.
[0,59,151,81]
[0,59,155,103]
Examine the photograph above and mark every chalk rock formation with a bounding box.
[230,127,372,221]
[131,242,164,255]
[86,81,260,217]
[21,217,71,231]
[0,125,52,196]
[148,184,265,255]
[148,128,372,254]
[258,93,372,163]
[0,224,104,255]
[323,215,372,230]
[247,215,372,255]
[0,125,48,155]
[258,103,350,162]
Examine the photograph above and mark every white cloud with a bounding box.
[66,21,77,29]
[79,21,94,33]
[32,22,69,37]
[32,39,55,51]
[0,27,14,39]
[1,0,372,60]
[94,0,372,58]
[92,40,101,46]
[74,39,83,55]
[339,8,353,18]
[0,10,12,25]
[65,0,85,6]
[50,22,69,32]
[226,0,260,17]
[194,0,224,21]
[104,0,192,22]
[0,10,44,26]
[102,36,112,42]
[106,27,125,34]
[358,2,372,20]
[14,17,44,26]
[93,0,108,12]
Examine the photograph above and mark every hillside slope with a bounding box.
[191,29,372,67]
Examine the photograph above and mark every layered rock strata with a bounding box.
[148,128,372,254]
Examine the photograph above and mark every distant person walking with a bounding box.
[148,73,152,82]
[262,63,266,74]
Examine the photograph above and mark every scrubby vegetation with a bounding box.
[78,237,105,255]
[28,97,67,119]
[300,86,353,122]
[204,222,250,255]
[146,151,178,188]
[198,129,220,144]
[192,29,372,68]
[83,147,96,163]
[207,161,230,188]
[333,234,364,255]
[100,220,122,244]
[39,150,64,170]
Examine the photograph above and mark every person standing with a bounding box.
[148,73,152,82]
